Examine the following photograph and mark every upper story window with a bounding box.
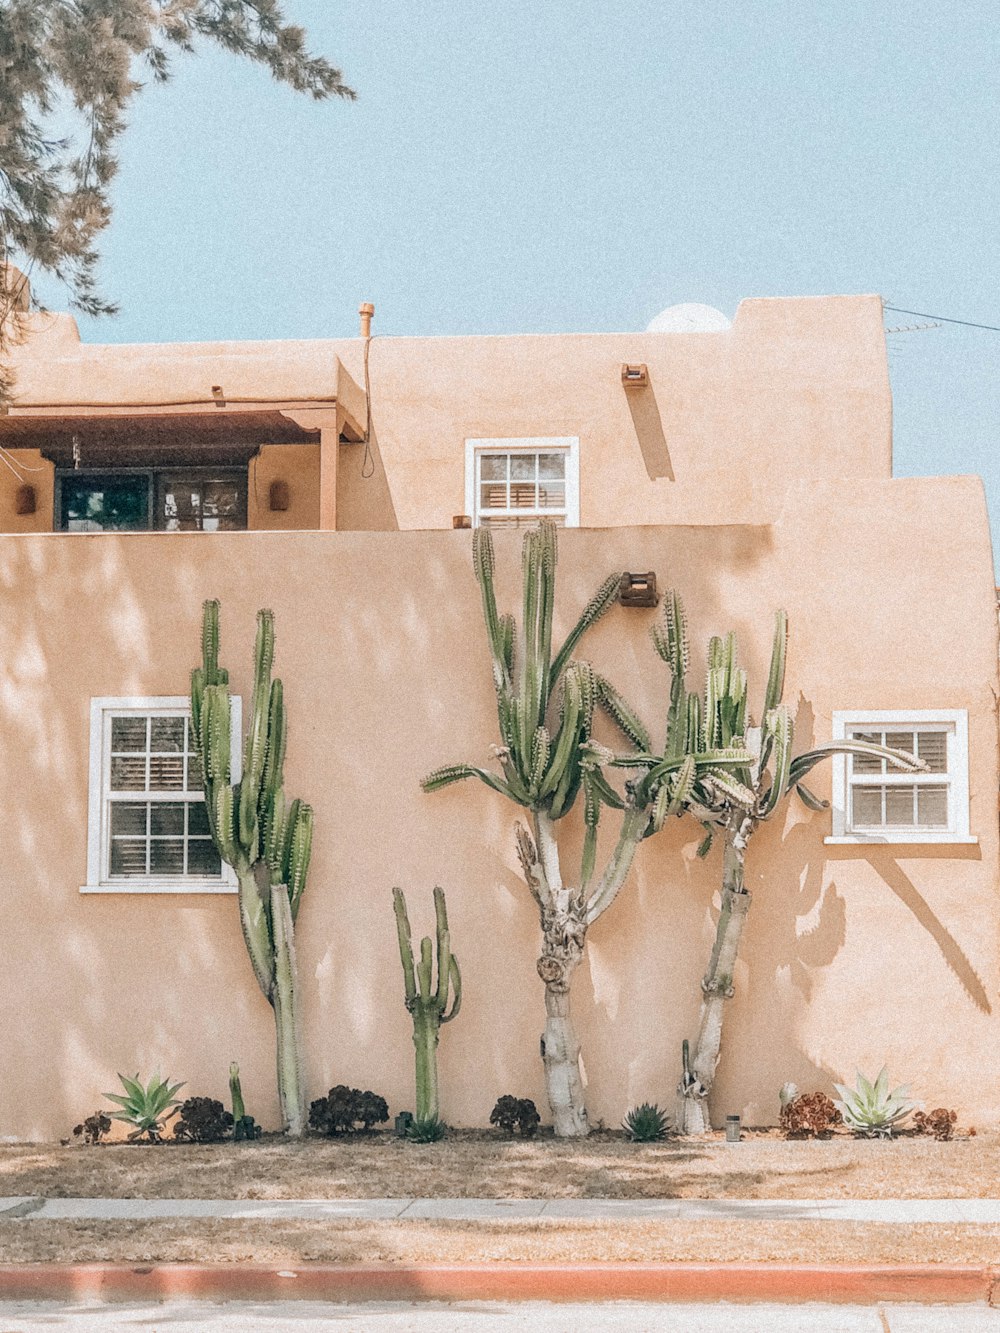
[827,709,974,845]
[83,697,242,894]
[464,438,580,528]
[57,469,247,533]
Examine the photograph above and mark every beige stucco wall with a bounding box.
[248,444,320,531]
[0,449,54,533]
[0,475,995,1140]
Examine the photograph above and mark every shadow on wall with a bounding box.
[337,427,399,531]
[625,382,674,482]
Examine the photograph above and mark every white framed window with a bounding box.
[464,437,580,528]
[826,709,975,845]
[82,697,242,893]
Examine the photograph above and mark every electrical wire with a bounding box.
[883,305,1000,334]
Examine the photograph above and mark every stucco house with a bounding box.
[0,289,996,1140]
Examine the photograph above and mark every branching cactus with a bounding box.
[393,886,462,1125]
[423,521,659,1137]
[617,593,927,1134]
[191,600,314,1136]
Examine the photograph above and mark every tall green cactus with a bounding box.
[191,601,314,1136]
[423,522,660,1137]
[393,886,462,1125]
[616,594,926,1133]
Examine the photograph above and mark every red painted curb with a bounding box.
[0,1263,993,1305]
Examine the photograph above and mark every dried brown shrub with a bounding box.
[913,1108,958,1142]
[779,1092,841,1139]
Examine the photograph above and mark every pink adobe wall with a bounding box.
[0,476,995,1140]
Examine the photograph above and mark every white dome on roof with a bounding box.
[645,303,731,333]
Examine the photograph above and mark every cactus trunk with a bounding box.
[271,882,306,1136]
[540,950,588,1137]
[394,886,461,1127]
[677,830,751,1134]
[412,1012,441,1123]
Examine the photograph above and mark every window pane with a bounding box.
[149,754,184,791]
[481,482,507,510]
[60,476,150,533]
[885,786,915,826]
[918,732,948,773]
[150,803,185,835]
[111,717,147,752]
[162,484,201,532]
[111,755,147,791]
[110,802,147,836]
[509,482,537,509]
[150,839,185,875]
[479,454,506,482]
[510,454,535,481]
[186,751,204,792]
[852,786,883,826]
[187,840,222,876]
[537,453,565,480]
[886,731,916,756]
[537,482,565,509]
[201,481,242,533]
[188,801,211,837]
[150,717,185,752]
[110,840,148,875]
[851,731,883,774]
[918,785,949,827]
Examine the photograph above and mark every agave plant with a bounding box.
[622,1102,671,1142]
[104,1073,184,1143]
[423,522,645,1137]
[614,592,927,1134]
[833,1068,917,1138]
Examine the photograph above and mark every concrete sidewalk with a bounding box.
[4,1196,1000,1222]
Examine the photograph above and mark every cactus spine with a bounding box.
[191,601,314,1137]
[393,886,462,1125]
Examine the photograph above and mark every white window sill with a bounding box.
[824,834,978,846]
[80,882,237,895]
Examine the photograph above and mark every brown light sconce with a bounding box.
[211,384,226,407]
[619,571,659,607]
[15,484,36,516]
[269,480,290,512]
[621,363,649,388]
[452,514,472,529]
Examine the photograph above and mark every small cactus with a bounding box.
[623,1102,671,1142]
[393,886,462,1125]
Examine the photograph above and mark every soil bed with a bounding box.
[0,1127,991,1201]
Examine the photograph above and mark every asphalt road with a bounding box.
[0,1302,999,1330]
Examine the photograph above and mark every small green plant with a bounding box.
[489,1095,541,1138]
[72,1112,111,1145]
[393,886,462,1125]
[406,1116,446,1143]
[228,1062,262,1141]
[104,1073,184,1143]
[622,1102,671,1142]
[308,1086,390,1135]
[833,1068,917,1139]
[174,1097,234,1143]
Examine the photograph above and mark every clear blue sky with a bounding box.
[46,1,1000,564]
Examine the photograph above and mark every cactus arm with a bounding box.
[433,886,453,1012]
[421,763,525,803]
[795,782,830,811]
[584,803,650,925]
[287,804,312,921]
[788,740,927,786]
[549,571,621,688]
[757,707,793,818]
[392,887,417,1003]
[417,935,434,1003]
[441,954,462,1023]
[238,864,276,1000]
[763,609,788,717]
[594,673,652,752]
[229,1062,245,1122]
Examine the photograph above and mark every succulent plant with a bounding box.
[393,886,461,1126]
[833,1068,917,1139]
[104,1073,184,1143]
[622,1102,671,1142]
[406,1115,446,1143]
[308,1086,389,1135]
[173,1097,234,1143]
[489,1095,541,1138]
[779,1091,841,1139]
[913,1107,958,1141]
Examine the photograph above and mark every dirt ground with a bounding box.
[0,1128,992,1202]
[1,1218,999,1266]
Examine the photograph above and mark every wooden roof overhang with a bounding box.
[0,403,345,469]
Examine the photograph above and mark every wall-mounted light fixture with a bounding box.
[452,514,472,529]
[15,484,36,516]
[619,571,659,607]
[621,363,649,387]
[211,384,226,407]
[269,480,290,512]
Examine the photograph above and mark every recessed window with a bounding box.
[465,438,579,528]
[83,697,241,893]
[827,710,974,845]
[57,469,247,532]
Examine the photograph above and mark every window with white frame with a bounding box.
[464,437,580,528]
[83,697,241,893]
[827,710,974,844]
